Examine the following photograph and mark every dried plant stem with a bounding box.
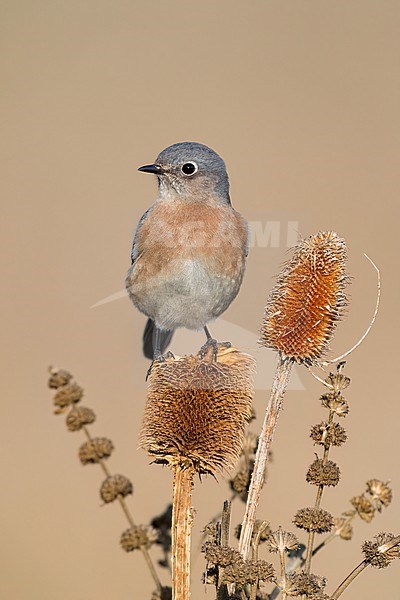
[330,560,368,599]
[239,355,293,559]
[303,410,334,576]
[82,426,162,592]
[172,465,195,600]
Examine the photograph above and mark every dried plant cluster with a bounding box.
[48,230,399,600]
[260,231,348,365]
[140,347,255,475]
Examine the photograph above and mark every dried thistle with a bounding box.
[239,232,348,560]
[100,474,133,503]
[66,406,96,431]
[293,508,334,533]
[141,346,255,600]
[260,231,348,365]
[121,525,159,552]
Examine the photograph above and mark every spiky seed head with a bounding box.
[362,533,400,568]
[66,406,96,431]
[120,525,158,552]
[48,367,73,389]
[100,474,133,503]
[261,231,348,364]
[366,479,393,511]
[293,507,334,533]
[140,347,255,475]
[306,458,340,487]
[351,495,376,522]
[53,382,84,413]
[78,437,114,464]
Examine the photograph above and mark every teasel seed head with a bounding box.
[306,458,340,487]
[293,507,334,533]
[366,479,393,511]
[120,525,158,552]
[79,437,114,464]
[223,558,275,585]
[362,533,400,568]
[66,406,96,431]
[310,421,347,447]
[351,495,376,523]
[320,392,349,417]
[100,474,133,503]
[140,347,255,475]
[260,231,348,364]
[48,367,73,389]
[53,382,84,413]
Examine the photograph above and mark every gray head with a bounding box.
[138,142,230,202]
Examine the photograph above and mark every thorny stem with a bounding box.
[172,465,195,600]
[239,355,293,559]
[81,426,162,592]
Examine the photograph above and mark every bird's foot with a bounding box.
[146,351,175,380]
[199,338,231,361]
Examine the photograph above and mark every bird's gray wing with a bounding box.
[130,206,153,265]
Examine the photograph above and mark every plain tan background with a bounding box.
[1,1,399,599]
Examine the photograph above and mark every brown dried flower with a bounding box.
[266,527,299,553]
[140,348,255,475]
[366,479,392,511]
[293,507,334,533]
[230,469,250,496]
[285,571,327,597]
[320,392,349,417]
[306,458,340,487]
[100,474,133,503]
[66,406,96,431]
[120,524,158,552]
[351,495,375,523]
[362,532,400,568]
[79,437,114,464]
[53,382,84,412]
[202,542,242,567]
[333,517,353,541]
[260,231,348,364]
[325,370,350,392]
[310,421,347,447]
[223,558,275,585]
[48,367,73,389]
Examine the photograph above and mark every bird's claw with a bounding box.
[199,338,231,361]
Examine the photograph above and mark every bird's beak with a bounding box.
[138,163,164,175]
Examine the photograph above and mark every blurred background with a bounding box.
[1,1,399,598]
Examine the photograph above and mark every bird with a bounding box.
[125,141,248,361]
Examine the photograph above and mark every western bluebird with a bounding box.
[125,142,248,360]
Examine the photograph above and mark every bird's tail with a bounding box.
[142,318,174,359]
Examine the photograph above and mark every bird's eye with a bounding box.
[181,161,198,176]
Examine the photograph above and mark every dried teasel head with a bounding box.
[261,231,348,364]
[140,347,255,475]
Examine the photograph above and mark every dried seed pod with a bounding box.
[223,558,275,585]
[266,528,299,553]
[202,542,242,568]
[310,421,347,447]
[140,347,255,475]
[285,571,327,597]
[293,507,334,533]
[366,479,392,510]
[53,382,84,412]
[320,392,349,417]
[120,525,158,552]
[333,517,353,541]
[48,367,73,389]
[100,474,133,503]
[261,231,348,364]
[351,495,375,523]
[66,406,96,431]
[306,458,340,487]
[79,437,114,464]
[362,533,400,568]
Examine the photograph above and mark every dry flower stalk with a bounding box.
[141,346,255,600]
[239,232,348,560]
